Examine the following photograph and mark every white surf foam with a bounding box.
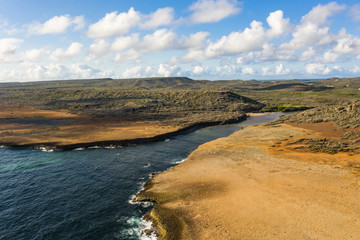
[105,146,116,149]
[117,216,157,240]
[173,158,187,164]
[88,146,100,149]
[39,147,54,152]
[139,218,157,240]
[128,180,154,208]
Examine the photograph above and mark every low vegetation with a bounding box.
[260,105,312,112]
[286,138,360,155]
[2,76,360,114]
[270,100,360,155]
[274,100,360,128]
[1,76,360,149]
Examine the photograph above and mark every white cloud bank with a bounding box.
[2,2,360,81]
[0,63,112,82]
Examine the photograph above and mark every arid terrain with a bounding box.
[0,105,182,148]
[0,105,249,150]
[1,77,360,150]
[1,77,360,238]
[137,106,360,239]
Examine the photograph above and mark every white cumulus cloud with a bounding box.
[50,42,83,61]
[242,67,255,75]
[183,10,292,61]
[322,50,339,63]
[0,38,22,63]
[192,65,209,75]
[121,66,155,78]
[141,7,175,29]
[275,63,290,75]
[87,8,140,38]
[86,39,110,60]
[300,47,316,61]
[215,64,238,76]
[114,49,141,62]
[281,2,345,50]
[179,31,210,50]
[158,64,181,77]
[305,63,338,75]
[111,34,139,51]
[22,48,46,62]
[302,2,346,26]
[29,15,85,35]
[140,28,176,52]
[189,0,242,24]
[266,10,292,38]
[332,30,360,56]
[204,20,266,58]
[89,29,176,62]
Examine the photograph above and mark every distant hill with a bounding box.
[1,76,360,113]
[0,77,202,90]
[111,77,200,89]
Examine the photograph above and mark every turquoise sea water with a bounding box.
[0,113,283,240]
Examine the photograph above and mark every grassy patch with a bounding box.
[260,105,312,112]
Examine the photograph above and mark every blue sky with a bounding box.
[0,0,360,81]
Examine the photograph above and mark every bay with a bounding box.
[0,113,283,240]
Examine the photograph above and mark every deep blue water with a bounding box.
[0,113,283,240]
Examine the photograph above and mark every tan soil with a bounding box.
[0,106,180,146]
[138,124,360,240]
[287,121,348,138]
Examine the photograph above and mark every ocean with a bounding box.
[0,113,283,240]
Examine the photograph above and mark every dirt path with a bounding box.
[138,124,360,239]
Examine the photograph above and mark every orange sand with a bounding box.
[138,124,360,239]
[0,106,179,146]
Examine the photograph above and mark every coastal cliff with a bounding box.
[137,121,360,239]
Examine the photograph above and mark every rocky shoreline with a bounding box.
[136,123,360,239]
[0,114,247,151]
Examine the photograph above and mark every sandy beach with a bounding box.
[137,123,360,239]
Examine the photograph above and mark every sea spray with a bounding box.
[118,216,157,240]
[140,217,158,240]
[130,158,188,237]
